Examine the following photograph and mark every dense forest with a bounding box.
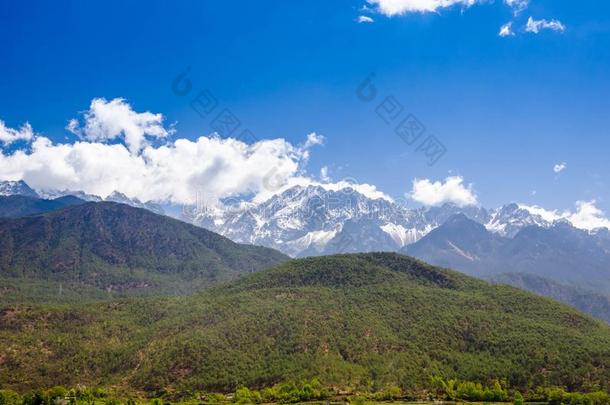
[1,253,609,402]
[0,202,287,299]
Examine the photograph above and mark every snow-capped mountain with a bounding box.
[1,180,602,258]
[38,188,102,202]
[185,185,496,257]
[185,185,584,257]
[104,191,165,215]
[0,180,39,198]
[1,181,164,215]
[186,185,434,256]
[485,203,552,237]
[404,213,610,295]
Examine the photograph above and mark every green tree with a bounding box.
[514,391,524,405]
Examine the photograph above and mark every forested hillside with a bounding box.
[0,202,288,299]
[1,253,608,396]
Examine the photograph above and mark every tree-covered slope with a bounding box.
[1,253,609,395]
[0,202,288,298]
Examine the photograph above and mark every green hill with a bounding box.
[1,253,609,396]
[0,202,288,300]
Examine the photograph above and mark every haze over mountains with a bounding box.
[404,214,610,293]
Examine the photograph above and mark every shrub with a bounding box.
[0,390,21,405]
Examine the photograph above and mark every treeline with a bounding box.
[430,377,610,405]
[431,376,509,402]
[2,378,610,405]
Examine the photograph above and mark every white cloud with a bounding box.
[252,176,394,204]
[0,120,34,145]
[0,99,381,207]
[319,179,392,201]
[320,166,331,182]
[553,162,567,173]
[357,15,375,23]
[567,201,610,231]
[366,0,479,16]
[518,204,562,223]
[499,22,514,37]
[408,176,478,207]
[66,98,174,153]
[504,0,528,15]
[0,135,319,205]
[303,132,325,149]
[520,201,610,231]
[525,17,566,34]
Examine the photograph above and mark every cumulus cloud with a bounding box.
[0,98,333,205]
[250,175,393,204]
[567,201,610,231]
[66,98,175,153]
[0,120,34,145]
[518,204,562,223]
[525,17,566,34]
[499,22,514,37]
[504,0,528,15]
[0,98,391,209]
[0,134,323,206]
[366,0,480,15]
[408,176,478,207]
[357,15,374,23]
[553,162,567,173]
[520,201,610,231]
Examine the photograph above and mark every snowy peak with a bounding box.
[486,203,552,237]
[38,189,103,202]
[0,180,39,198]
[188,185,480,257]
[105,191,165,215]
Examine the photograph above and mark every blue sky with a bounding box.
[0,0,609,215]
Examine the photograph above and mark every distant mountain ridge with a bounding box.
[0,195,85,218]
[186,184,595,257]
[0,201,288,299]
[186,185,496,256]
[3,180,608,259]
[403,214,610,294]
[488,272,610,323]
[35,184,165,214]
[0,180,38,198]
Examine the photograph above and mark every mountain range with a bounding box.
[403,213,610,294]
[0,180,167,215]
[4,181,581,258]
[2,180,609,322]
[185,185,541,256]
[1,179,610,396]
[186,184,590,258]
